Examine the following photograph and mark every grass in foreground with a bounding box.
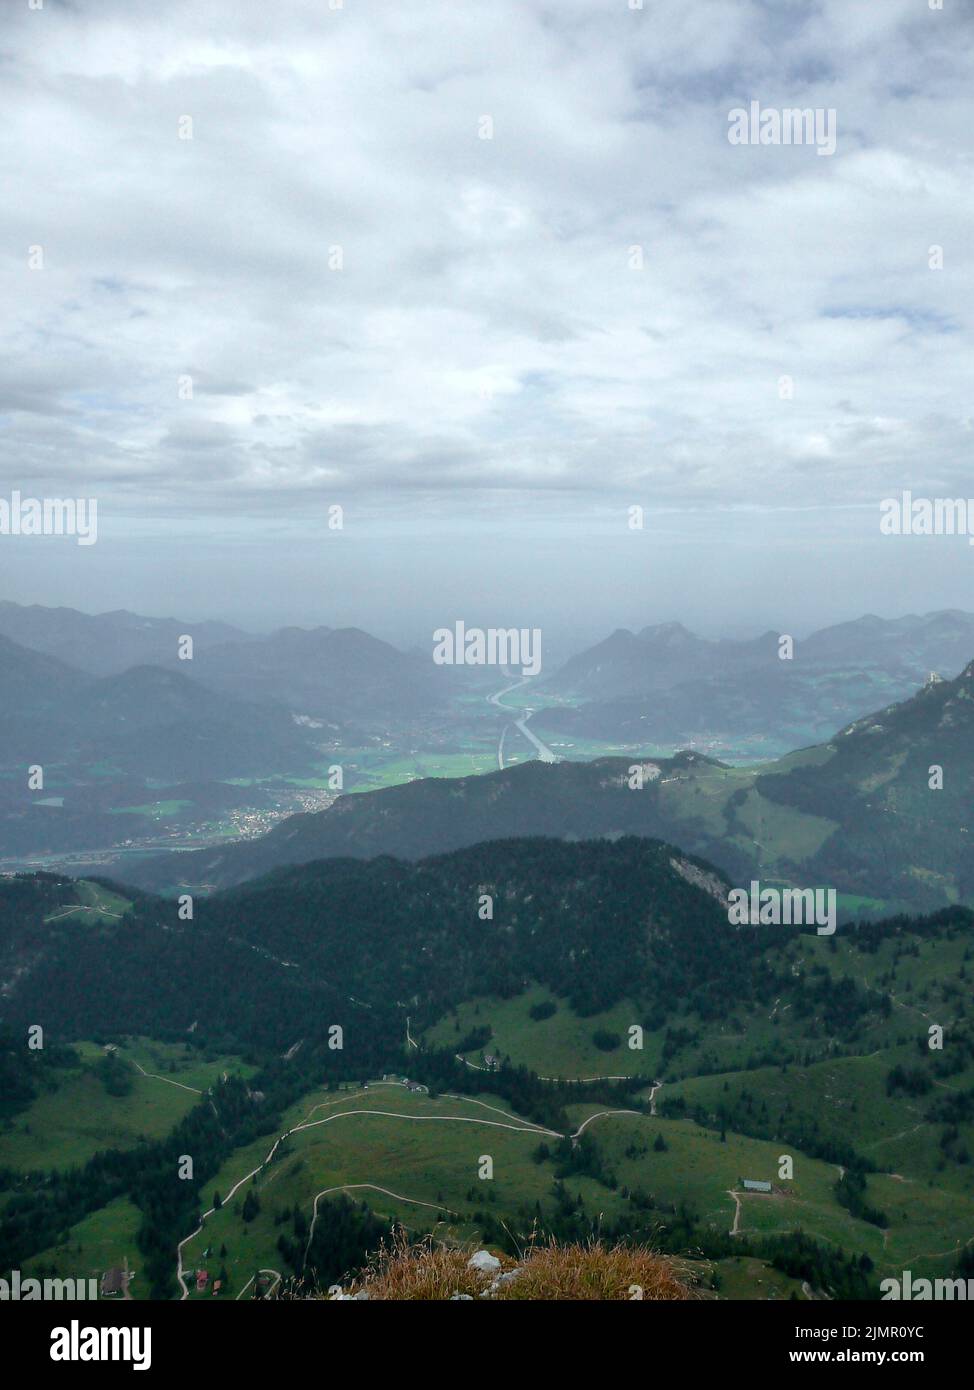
[337,1232,703,1301]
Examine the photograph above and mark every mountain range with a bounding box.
[0,602,246,676]
[0,633,313,782]
[5,600,974,889]
[0,602,455,726]
[122,660,974,913]
[183,624,445,721]
[543,612,974,700]
[536,611,974,754]
[6,601,973,752]
[0,836,739,1044]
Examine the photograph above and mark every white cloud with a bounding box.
[0,0,971,533]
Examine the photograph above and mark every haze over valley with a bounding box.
[2,0,973,1338]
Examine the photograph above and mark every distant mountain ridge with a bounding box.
[544,621,778,699]
[543,610,974,701]
[0,602,447,723]
[0,632,83,714]
[0,633,313,782]
[0,601,246,676]
[121,661,974,912]
[186,624,445,720]
[536,610,974,754]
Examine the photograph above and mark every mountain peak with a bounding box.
[637,621,698,644]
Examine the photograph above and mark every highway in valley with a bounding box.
[488,675,559,770]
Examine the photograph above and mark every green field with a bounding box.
[425,987,651,1079]
[177,1078,967,1299]
[568,1103,847,1236]
[667,1045,974,1199]
[710,1255,809,1300]
[420,929,969,1085]
[345,748,500,790]
[42,879,132,924]
[413,937,974,1290]
[22,1198,143,1296]
[111,800,194,818]
[177,1082,579,1299]
[18,1054,972,1300]
[568,1105,974,1281]
[0,1038,252,1172]
[222,747,507,795]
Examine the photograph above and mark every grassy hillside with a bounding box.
[21,1197,143,1293]
[425,987,645,1079]
[2,848,972,1302]
[0,1038,252,1171]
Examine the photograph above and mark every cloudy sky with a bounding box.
[1,0,972,644]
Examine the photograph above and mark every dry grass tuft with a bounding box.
[492,1240,701,1301]
[338,1230,704,1302]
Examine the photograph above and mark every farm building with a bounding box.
[741,1179,772,1194]
[100,1267,125,1296]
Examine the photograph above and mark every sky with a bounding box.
[1,0,973,647]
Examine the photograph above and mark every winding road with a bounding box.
[174,1083,563,1297]
[132,1059,202,1095]
[235,1269,282,1300]
[488,675,558,769]
[303,1183,454,1269]
[726,1185,776,1237]
[132,1054,666,1299]
[570,1109,641,1143]
[454,1053,649,1088]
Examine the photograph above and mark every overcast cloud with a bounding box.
[1,0,972,635]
